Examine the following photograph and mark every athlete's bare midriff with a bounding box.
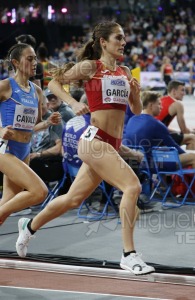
[8,129,32,143]
[90,109,125,139]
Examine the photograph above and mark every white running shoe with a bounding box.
[120,253,155,275]
[16,218,33,258]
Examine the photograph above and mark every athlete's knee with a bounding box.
[31,184,48,204]
[123,179,142,198]
[69,196,84,209]
[39,185,48,200]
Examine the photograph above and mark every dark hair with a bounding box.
[77,21,121,61]
[15,34,36,48]
[37,45,48,60]
[167,80,185,93]
[6,43,33,71]
[141,91,161,109]
[70,87,84,102]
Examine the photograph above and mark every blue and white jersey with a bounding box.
[0,78,38,132]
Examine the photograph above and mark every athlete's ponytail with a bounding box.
[77,21,120,62]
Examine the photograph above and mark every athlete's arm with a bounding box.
[34,84,43,124]
[0,79,11,102]
[0,79,14,139]
[122,66,142,115]
[48,60,93,115]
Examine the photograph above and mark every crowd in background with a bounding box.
[28,6,195,73]
[0,3,195,82]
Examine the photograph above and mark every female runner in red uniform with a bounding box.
[16,21,155,275]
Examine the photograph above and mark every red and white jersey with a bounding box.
[85,60,130,113]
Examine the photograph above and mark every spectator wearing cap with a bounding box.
[45,88,75,125]
[29,95,65,184]
[15,34,43,88]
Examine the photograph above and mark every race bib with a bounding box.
[80,126,99,141]
[13,105,38,130]
[101,76,130,105]
[0,138,8,154]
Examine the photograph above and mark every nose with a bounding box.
[122,39,126,46]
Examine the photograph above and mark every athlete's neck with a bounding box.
[99,59,116,71]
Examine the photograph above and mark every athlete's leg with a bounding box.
[0,154,30,205]
[30,139,141,252]
[79,139,141,252]
[0,154,48,224]
[30,162,103,229]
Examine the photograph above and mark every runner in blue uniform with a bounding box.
[0,43,61,225]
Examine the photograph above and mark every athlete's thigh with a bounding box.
[0,154,45,201]
[1,154,28,204]
[2,174,22,203]
[67,162,103,200]
[79,139,139,191]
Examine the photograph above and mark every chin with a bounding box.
[116,54,124,61]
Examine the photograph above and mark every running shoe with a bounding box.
[16,218,33,258]
[120,253,155,275]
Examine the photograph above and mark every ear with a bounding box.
[148,102,153,109]
[11,58,19,69]
[100,37,106,47]
[171,88,176,96]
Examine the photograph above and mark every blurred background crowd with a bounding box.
[0,0,195,86]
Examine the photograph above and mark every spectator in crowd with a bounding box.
[15,34,43,88]
[124,91,195,169]
[69,86,85,102]
[123,105,135,139]
[160,56,174,88]
[0,60,8,80]
[156,80,195,150]
[30,95,64,183]
[36,43,56,90]
[189,58,195,95]
[45,88,75,125]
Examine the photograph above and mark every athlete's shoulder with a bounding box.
[120,65,131,79]
[0,78,11,100]
[0,78,11,88]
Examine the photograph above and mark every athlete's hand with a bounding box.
[47,112,62,125]
[129,78,141,101]
[0,125,14,140]
[135,150,144,163]
[71,102,90,116]
[30,152,39,160]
